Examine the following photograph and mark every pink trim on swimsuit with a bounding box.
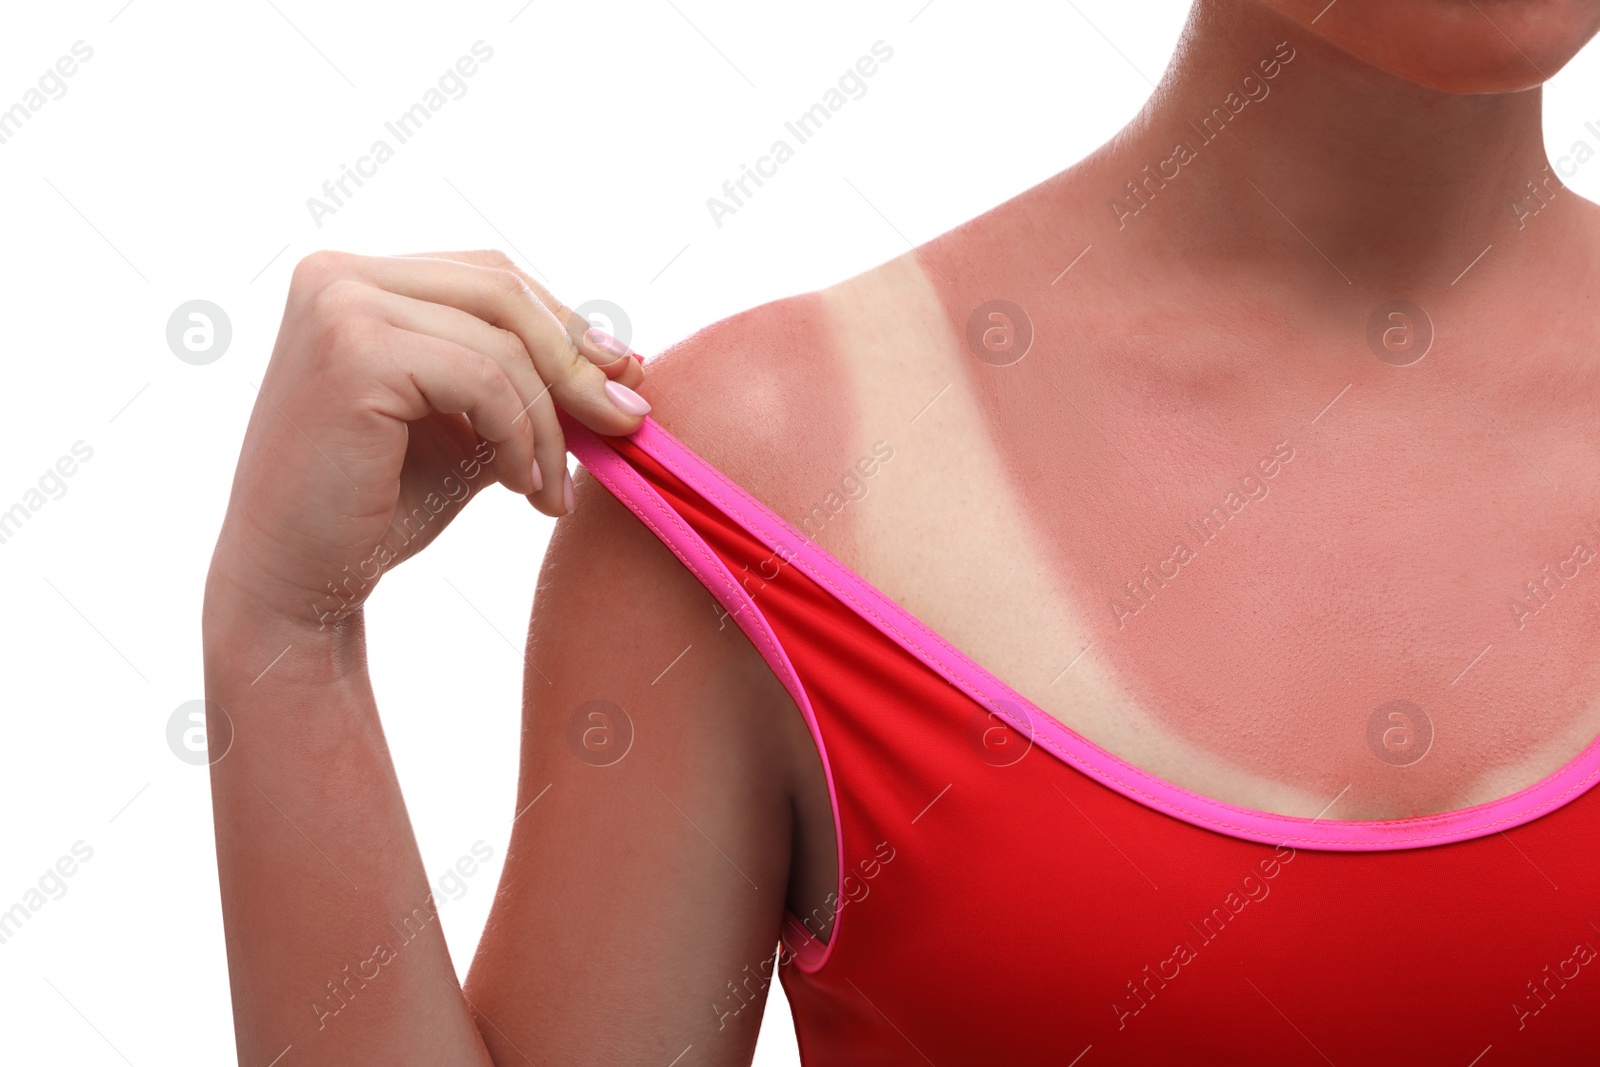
[558,411,1600,856]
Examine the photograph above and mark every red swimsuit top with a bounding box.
[556,408,1600,1066]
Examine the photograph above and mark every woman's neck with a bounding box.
[1096,0,1569,305]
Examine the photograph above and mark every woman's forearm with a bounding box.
[203,595,493,1066]
[194,246,653,1062]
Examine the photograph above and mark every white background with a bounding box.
[3,1,1600,1063]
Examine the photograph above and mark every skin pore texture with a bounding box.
[877,4,1600,821]
[468,0,1600,1059]
[203,5,1600,1065]
[625,0,1600,862]
[903,0,1600,820]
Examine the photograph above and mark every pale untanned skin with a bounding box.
[206,1,1600,1064]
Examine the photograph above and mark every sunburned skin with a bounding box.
[670,11,1600,823]
[910,209,1600,820]
[914,37,1600,820]
[640,292,869,563]
[624,290,868,933]
[204,4,1600,1060]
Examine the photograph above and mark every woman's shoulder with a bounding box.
[630,151,1096,465]
[631,257,921,528]
[620,168,1094,555]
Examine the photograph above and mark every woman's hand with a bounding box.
[206,247,653,636]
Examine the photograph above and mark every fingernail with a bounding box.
[604,379,652,416]
[584,326,632,358]
[562,469,575,514]
[531,459,543,492]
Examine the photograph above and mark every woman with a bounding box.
[204,0,1600,1062]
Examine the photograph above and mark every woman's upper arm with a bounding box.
[462,462,799,1066]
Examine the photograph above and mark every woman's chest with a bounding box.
[826,263,1600,818]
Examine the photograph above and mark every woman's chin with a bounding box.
[1258,0,1600,94]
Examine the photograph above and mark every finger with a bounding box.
[396,250,646,392]
[369,325,547,509]
[366,286,568,512]
[362,254,649,439]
